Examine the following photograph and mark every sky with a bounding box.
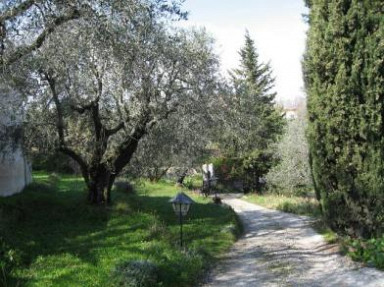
[179,0,309,104]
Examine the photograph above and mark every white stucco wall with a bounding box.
[0,89,31,196]
[0,148,32,197]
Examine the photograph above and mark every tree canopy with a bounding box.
[2,0,218,204]
[304,0,384,237]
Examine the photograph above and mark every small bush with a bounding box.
[183,177,194,190]
[0,238,21,286]
[213,196,222,204]
[343,236,384,269]
[160,249,204,286]
[47,173,60,186]
[114,181,135,194]
[146,221,168,241]
[111,260,160,287]
[114,201,132,214]
[183,175,203,190]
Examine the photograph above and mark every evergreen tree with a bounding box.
[219,32,285,191]
[304,0,384,237]
[224,31,284,153]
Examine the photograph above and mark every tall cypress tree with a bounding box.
[304,0,384,237]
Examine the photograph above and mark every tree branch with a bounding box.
[113,113,151,174]
[44,71,90,186]
[90,74,105,143]
[0,0,36,22]
[106,122,124,137]
[70,101,94,114]
[2,7,82,69]
[44,72,65,143]
[59,146,90,187]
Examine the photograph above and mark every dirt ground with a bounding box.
[202,197,384,287]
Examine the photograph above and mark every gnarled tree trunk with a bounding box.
[87,164,114,204]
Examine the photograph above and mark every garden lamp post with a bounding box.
[170,192,195,247]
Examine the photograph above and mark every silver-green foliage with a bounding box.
[2,1,219,203]
[266,108,312,196]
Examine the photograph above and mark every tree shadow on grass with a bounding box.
[1,183,107,263]
[0,183,149,281]
[0,182,239,286]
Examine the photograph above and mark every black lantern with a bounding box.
[170,192,195,247]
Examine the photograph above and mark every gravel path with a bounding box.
[202,197,384,287]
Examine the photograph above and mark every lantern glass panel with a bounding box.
[172,203,190,216]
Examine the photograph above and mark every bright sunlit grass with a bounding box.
[243,193,321,218]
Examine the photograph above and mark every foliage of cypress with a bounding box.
[304,0,384,237]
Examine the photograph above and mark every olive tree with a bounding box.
[0,0,187,150]
[0,0,186,70]
[266,102,312,195]
[127,98,215,182]
[7,1,218,204]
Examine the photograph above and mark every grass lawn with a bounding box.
[0,173,241,287]
[242,193,321,218]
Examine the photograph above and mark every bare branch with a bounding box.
[59,146,90,187]
[44,72,65,143]
[113,113,151,174]
[106,122,124,137]
[70,102,93,114]
[2,7,83,69]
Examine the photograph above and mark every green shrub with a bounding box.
[111,260,160,287]
[114,181,135,194]
[183,177,194,190]
[32,152,78,174]
[47,172,61,186]
[212,151,276,193]
[159,249,204,287]
[343,236,384,269]
[0,238,21,286]
[182,174,203,190]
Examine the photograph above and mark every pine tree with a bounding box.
[304,0,384,237]
[220,32,285,192]
[226,31,284,153]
